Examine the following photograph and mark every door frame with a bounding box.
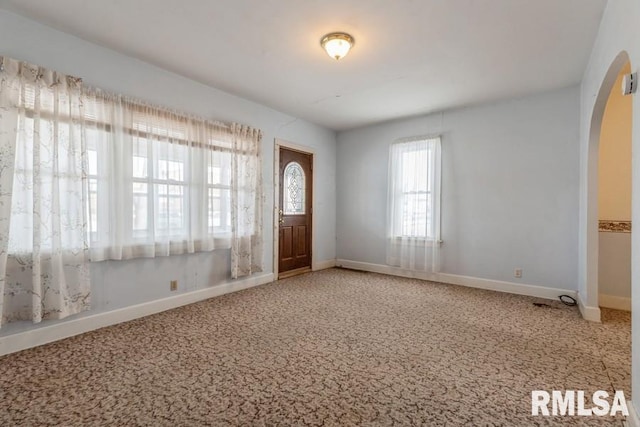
[273,139,315,279]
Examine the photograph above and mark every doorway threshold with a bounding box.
[278,267,312,280]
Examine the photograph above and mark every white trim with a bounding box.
[394,134,442,145]
[599,293,631,311]
[312,259,336,271]
[577,292,602,322]
[336,259,577,302]
[581,51,632,320]
[628,402,640,427]
[273,139,315,279]
[275,139,317,155]
[0,272,274,357]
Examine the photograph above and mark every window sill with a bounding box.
[89,236,232,262]
[390,237,443,247]
[9,233,255,263]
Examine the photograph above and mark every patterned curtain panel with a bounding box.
[0,57,90,326]
[230,124,263,279]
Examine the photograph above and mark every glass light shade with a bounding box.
[321,33,354,60]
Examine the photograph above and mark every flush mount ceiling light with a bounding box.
[320,32,354,60]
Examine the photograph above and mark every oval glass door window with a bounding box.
[283,161,305,214]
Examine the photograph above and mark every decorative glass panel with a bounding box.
[283,161,305,215]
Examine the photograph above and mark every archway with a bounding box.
[598,61,632,312]
[584,51,632,321]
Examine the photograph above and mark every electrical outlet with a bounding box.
[170,280,178,291]
[514,268,523,279]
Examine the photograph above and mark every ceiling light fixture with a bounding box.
[320,32,354,61]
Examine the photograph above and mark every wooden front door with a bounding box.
[278,147,312,278]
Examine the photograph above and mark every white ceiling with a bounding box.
[0,0,607,131]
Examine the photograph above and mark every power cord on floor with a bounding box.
[559,295,577,306]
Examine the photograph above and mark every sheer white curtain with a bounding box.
[386,136,441,273]
[82,90,238,261]
[0,57,90,326]
[231,124,263,279]
[79,87,264,275]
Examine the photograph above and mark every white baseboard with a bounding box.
[599,294,631,311]
[628,402,640,427]
[577,292,602,322]
[0,272,274,357]
[312,259,336,271]
[336,259,577,302]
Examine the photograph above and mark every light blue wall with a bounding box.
[337,86,580,290]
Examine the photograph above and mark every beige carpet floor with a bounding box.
[0,268,631,426]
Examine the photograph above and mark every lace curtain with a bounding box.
[0,56,264,326]
[0,57,90,325]
[386,136,442,273]
[231,124,263,279]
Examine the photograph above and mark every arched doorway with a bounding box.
[584,51,632,321]
[598,61,632,312]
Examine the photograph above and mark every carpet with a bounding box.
[0,268,631,426]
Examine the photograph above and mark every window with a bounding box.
[283,161,305,215]
[9,115,84,253]
[87,137,100,239]
[0,56,264,327]
[77,95,247,260]
[130,137,188,239]
[388,136,441,240]
[207,151,232,234]
[386,136,441,272]
[398,145,432,238]
[3,57,262,266]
